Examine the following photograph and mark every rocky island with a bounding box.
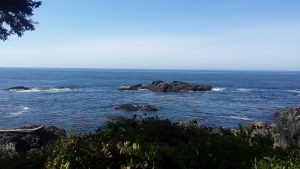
[119,80,213,92]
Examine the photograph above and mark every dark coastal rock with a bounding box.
[272,105,300,149]
[178,119,198,127]
[6,86,30,91]
[151,80,164,86]
[234,121,272,141]
[119,80,212,92]
[0,125,66,153]
[230,105,300,149]
[114,103,159,112]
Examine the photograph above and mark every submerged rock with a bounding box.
[119,80,212,92]
[6,86,30,91]
[114,103,159,112]
[0,125,66,153]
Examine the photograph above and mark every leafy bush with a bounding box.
[252,151,300,169]
[0,116,299,169]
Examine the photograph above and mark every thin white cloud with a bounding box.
[0,23,299,70]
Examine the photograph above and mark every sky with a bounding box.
[1,0,300,70]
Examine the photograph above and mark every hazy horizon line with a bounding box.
[0,66,299,72]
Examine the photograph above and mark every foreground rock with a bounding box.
[234,105,300,149]
[6,86,30,91]
[272,105,300,149]
[119,80,213,92]
[114,103,159,112]
[0,125,66,153]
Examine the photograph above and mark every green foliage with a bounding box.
[1,116,300,169]
[252,151,300,169]
[0,0,41,41]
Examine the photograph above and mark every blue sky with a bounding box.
[1,0,300,70]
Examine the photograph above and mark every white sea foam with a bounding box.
[286,89,300,94]
[119,86,130,90]
[10,106,30,116]
[11,87,75,93]
[228,115,252,121]
[138,88,149,91]
[199,113,252,121]
[46,88,73,93]
[212,87,226,92]
[215,115,252,121]
[235,88,253,92]
[13,88,42,93]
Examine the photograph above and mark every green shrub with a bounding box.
[1,116,299,169]
[252,151,300,169]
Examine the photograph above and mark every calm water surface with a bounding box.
[0,68,299,132]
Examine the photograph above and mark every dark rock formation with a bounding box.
[114,103,159,112]
[151,80,164,86]
[0,125,66,153]
[272,105,300,149]
[231,121,272,145]
[119,80,212,92]
[6,86,30,91]
[231,105,300,149]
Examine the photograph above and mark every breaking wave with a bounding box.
[10,106,30,116]
[227,115,252,121]
[200,113,252,121]
[119,86,130,89]
[212,87,226,92]
[286,89,300,94]
[9,87,76,93]
[213,115,252,121]
[235,88,253,92]
[138,88,149,91]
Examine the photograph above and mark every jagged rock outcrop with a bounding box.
[114,103,159,112]
[233,105,300,149]
[0,125,66,153]
[272,105,300,149]
[119,80,213,92]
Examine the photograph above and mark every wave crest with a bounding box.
[235,88,253,92]
[212,115,252,121]
[287,89,300,94]
[200,113,252,121]
[9,87,76,93]
[10,106,30,116]
[212,87,226,92]
[228,115,252,121]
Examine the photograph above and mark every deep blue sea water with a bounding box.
[0,68,300,132]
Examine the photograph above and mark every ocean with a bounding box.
[0,68,299,132]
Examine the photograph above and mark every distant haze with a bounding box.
[1,0,300,70]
